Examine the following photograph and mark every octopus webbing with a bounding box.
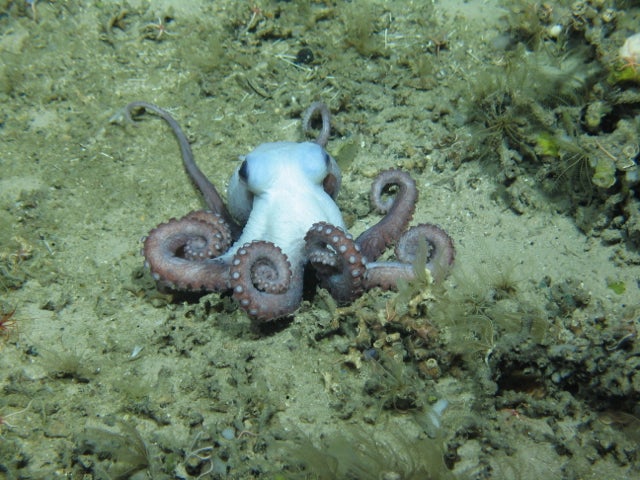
[120,101,455,322]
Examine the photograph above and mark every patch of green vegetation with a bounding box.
[431,254,548,364]
[75,421,153,479]
[275,428,455,479]
[364,353,422,414]
[332,136,360,172]
[606,278,626,295]
[536,132,560,157]
[608,64,640,85]
[341,2,387,57]
[535,130,620,193]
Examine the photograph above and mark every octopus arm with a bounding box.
[143,212,233,292]
[355,170,418,261]
[230,242,304,321]
[120,101,242,237]
[363,224,455,290]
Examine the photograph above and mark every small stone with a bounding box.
[295,47,314,65]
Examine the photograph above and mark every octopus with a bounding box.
[119,101,455,322]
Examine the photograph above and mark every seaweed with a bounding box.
[74,421,154,479]
[276,428,455,480]
[507,0,556,50]
[468,66,545,166]
[364,352,422,414]
[341,2,387,57]
[430,253,546,365]
[467,41,600,169]
[44,346,96,384]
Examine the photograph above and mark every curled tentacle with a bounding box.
[302,101,331,148]
[355,169,418,261]
[363,223,455,290]
[299,102,340,199]
[305,222,366,304]
[230,241,302,321]
[180,211,233,260]
[143,211,233,291]
[363,262,416,291]
[396,223,455,283]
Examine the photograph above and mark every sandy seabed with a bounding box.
[1,0,639,478]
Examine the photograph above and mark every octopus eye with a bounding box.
[238,160,249,182]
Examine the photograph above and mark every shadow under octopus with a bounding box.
[114,101,455,322]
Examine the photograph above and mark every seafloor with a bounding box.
[1,0,639,479]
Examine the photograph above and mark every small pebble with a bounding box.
[363,347,378,361]
[295,47,314,65]
[221,427,236,440]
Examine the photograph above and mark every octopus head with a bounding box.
[227,141,342,224]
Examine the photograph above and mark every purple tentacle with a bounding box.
[302,101,331,148]
[230,241,303,321]
[364,223,455,290]
[122,101,242,237]
[300,102,341,199]
[395,223,455,283]
[305,222,366,304]
[355,169,417,261]
[363,262,416,291]
[143,211,233,291]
